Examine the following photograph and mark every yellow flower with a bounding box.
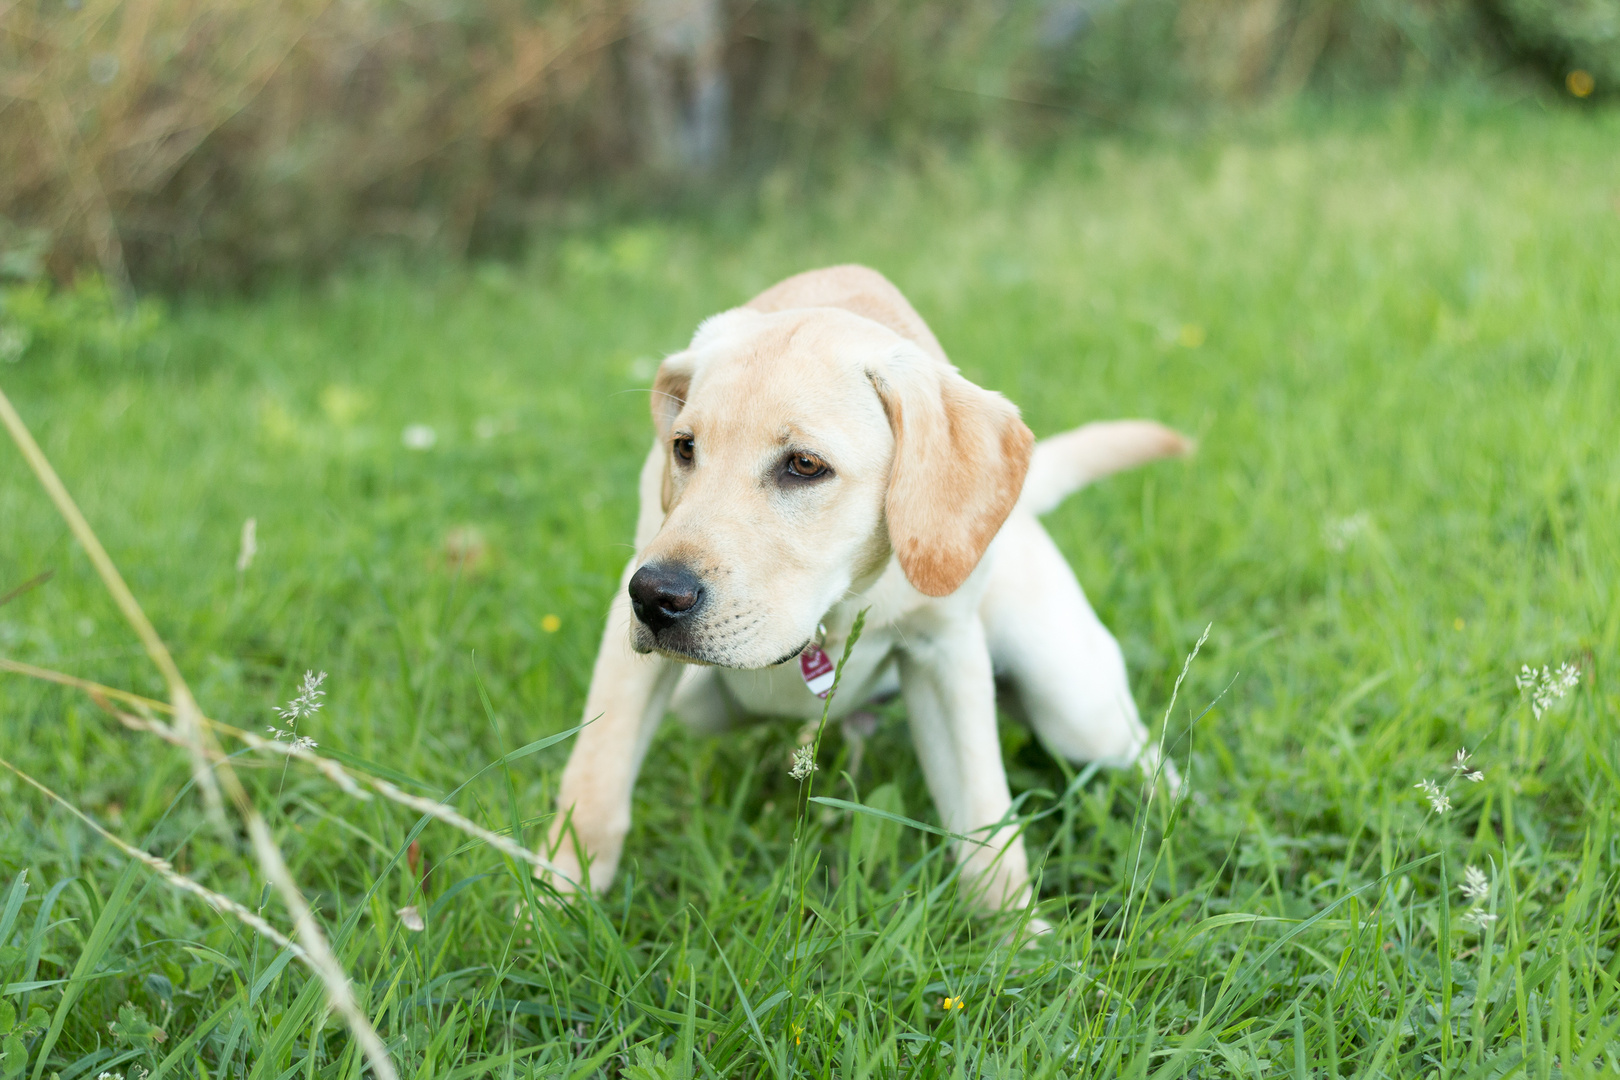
[1567,69,1595,98]
[541,614,561,633]
[941,996,965,1011]
[791,1022,803,1045]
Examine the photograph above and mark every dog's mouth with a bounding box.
[646,641,720,666]
[630,621,813,670]
[767,641,812,668]
[631,625,715,665]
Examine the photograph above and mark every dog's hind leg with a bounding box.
[981,516,1155,771]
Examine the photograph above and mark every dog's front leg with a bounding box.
[542,577,680,895]
[897,618,1031,912]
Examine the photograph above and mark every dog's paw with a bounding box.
[532,847,589,900]
[512,855,586,940]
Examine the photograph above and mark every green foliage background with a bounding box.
[0,0,1615,290]
[0,102,1617,1075]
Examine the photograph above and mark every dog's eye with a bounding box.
[785,453,828,479]
[672,436,695,464]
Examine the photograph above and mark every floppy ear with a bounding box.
[869,349,1034,597]
[650,353,694,511]
[651,355,691,442]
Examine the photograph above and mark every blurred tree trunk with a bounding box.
[629,0,728,175]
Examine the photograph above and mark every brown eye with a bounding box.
[786,453,827,479]
[673,436,695,463]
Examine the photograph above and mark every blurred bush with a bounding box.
[0,0,1609,291]
[0,276,166,367]
[1,0,625,289]
[1490,0,1619,85]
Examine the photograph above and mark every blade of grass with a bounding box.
[0,385,222,820]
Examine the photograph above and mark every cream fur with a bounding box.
[542,265,1190,913]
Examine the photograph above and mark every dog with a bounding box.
[542,265,1189,912]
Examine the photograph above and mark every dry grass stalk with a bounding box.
[1,0,333,283]
[246,816,395,1076]
[0,385,222,822]
[0,386,399,1080]
[0,0,625,285]
[0,656,569,877]
[0,755,306,961]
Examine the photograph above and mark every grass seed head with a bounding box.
[276,670,327,722]
[1519,662,1580,719]
[789,745,818,781]
[1414,778,1450,814]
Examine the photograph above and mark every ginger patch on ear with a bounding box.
[874,356,1033,597]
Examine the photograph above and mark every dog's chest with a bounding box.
[716,626,899,721]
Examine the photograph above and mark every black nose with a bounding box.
[628,562,704,633]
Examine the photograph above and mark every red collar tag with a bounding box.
[799,643,836,698]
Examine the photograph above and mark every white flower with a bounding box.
[1452,748,1483,783]
[269,671,325,749]
[1414,778,1451,814]
[1519,661,1580,719]
[1463,909,1498,930]
[1323,512,1371,553]
[396,905,425,932]
[401,423,437,450]
[1459,865,1490,902]
[236,517,258,573]
[789,745,818,781]
[276,670,327,723]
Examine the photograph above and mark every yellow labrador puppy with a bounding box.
[544,265,1188,912]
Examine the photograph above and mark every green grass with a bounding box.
[2,100,1619,1078]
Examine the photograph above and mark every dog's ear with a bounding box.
[651,355,692,442]
[650,354,695,511]
[869,349,1034,597]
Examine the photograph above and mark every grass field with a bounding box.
[2,100,1619,1078]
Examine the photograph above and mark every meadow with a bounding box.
[1,100,1618,1077]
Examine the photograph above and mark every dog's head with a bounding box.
[627,275,1033,668]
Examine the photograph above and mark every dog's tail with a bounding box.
[1018,420,1193,516]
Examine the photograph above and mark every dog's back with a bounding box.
[749,266,1190,519]
[745,265,949,365]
